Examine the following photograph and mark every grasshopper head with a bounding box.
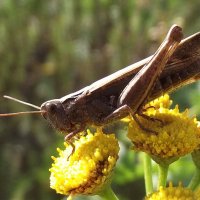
[41,99,73,132]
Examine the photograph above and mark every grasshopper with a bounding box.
[1,25,200,145]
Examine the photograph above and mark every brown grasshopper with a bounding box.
[1,25,200,145]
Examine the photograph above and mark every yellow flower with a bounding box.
[128,94,200,162]
[195,187,200,199]
[49,129,119,197]
[145,182,197,200]
[144,94,172,110]
[121,94,171,123]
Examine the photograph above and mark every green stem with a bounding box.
[188,168,200,190]
[99,186,119,200]
[143,153,153,195]
[158,164,169,188]
[66,195,73,200]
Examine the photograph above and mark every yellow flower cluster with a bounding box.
[49,129,119,197]
[195,187,200,199]
[144,94,172,110]
[128,94,200,160]
[49,94,200,199]
[146,182,198,200]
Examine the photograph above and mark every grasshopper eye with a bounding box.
[46,103,57,114]
[40,100,70,132]
[41,99,65,121]
[41,101,59,118]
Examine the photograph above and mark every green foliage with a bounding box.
[0,0,199,199]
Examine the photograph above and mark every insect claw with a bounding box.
[64,130,81,160]
[64,138,75,160]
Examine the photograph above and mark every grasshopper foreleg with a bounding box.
[64,128,84,159]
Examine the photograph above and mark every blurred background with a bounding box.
[0,0,199,200]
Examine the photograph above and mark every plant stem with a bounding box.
[66,195,74,200]
[67,195,73,200]
[188,168,200,190]
[99,186,119,200]
[143,153,153,195]
[158,164,168,188]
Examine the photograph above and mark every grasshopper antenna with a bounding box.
[3,95,40,110]
[0,111,45,117]
[0,95,45,117]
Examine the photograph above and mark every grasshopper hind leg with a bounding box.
[132,115,158,134]
[139,112,165,126]
[102,104,133,123]
[102,104,161,134]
